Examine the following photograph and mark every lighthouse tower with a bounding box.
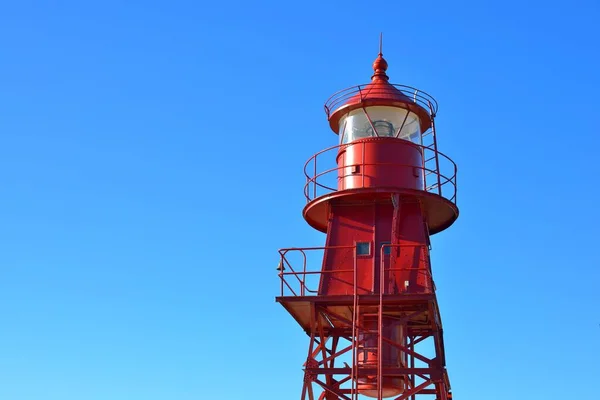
[276,47,459,400]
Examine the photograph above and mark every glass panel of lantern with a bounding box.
[338,106,421,145]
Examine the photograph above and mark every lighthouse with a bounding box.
[276,45,459,400]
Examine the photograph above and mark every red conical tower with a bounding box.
[277,46,458,400]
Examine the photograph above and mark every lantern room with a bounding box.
[327,53,433,147]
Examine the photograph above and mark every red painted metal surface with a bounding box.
[326,54,434,133]
[336,138,425,191]
[276,51,459,400]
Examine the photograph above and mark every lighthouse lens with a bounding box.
[339,106,421,144]
[368,120,394,136]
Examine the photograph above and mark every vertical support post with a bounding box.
[351,245,358,400]
[301,250,307,296]
[378,241,384,400]
[279,253,284,296]
[302,304,317,400]
[307,383,315,400]
[410,336,415,400]
[314,155,317,199]
[301,375,308,400]
[317,315,333,392]
[427,101,442,197]
[330,336,339,369]
[435,382,448,400]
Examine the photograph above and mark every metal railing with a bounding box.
[324,84,438,119]
[278,246,355,297]
[277,244,433,297]
[303,141,457,205]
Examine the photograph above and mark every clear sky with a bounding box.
[1,1,599,399]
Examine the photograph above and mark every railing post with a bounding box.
[377,243,384,400]
[313,156,317,200]
[352,244,358,400]
[428,101,443,197]
[301,250,307,296]
[279,253,284,296]
[421,146,427,191]
[454,163,458,204]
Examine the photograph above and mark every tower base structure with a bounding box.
[277,248,452,400]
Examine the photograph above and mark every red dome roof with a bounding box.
[325,54,433,133]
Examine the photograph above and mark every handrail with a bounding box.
[306,162,455,199]
[278,246,355,296]
[278,244,432,297]
[324,83,438,118]
[303,141,354,200]
[303,140,457,205]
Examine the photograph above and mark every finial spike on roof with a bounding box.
[379,32,383,55]
[371,42,389,82]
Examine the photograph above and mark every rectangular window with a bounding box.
[381,242,391,255]
[356,242,371,256]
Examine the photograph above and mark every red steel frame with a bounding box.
[277,244,451,400]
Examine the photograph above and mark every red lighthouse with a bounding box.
[277,46,458,400]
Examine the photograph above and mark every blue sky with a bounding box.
[1,1,599,399]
